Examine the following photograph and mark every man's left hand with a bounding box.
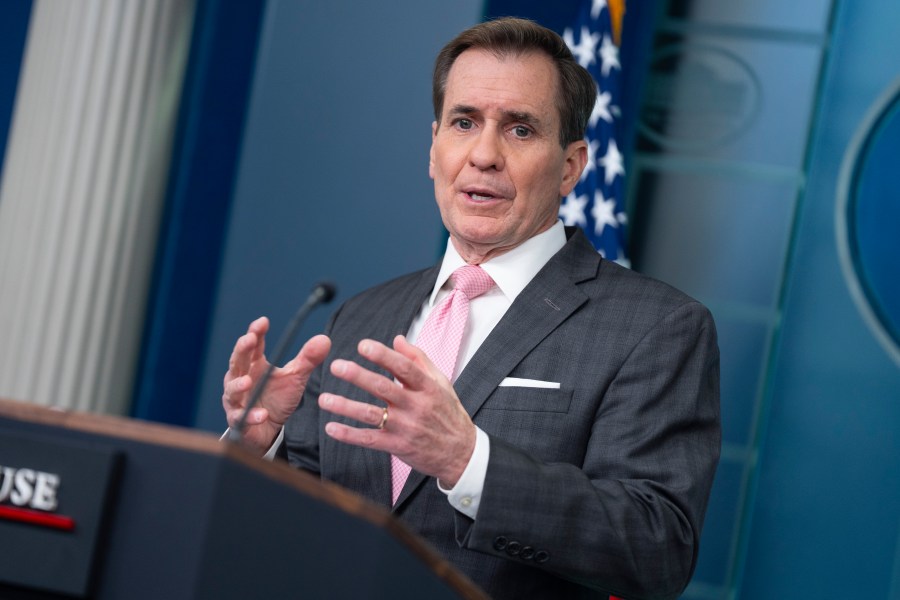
[319,335,476,487]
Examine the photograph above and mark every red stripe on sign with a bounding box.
[0,505,75,531]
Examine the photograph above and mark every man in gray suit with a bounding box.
[222,17,719,600]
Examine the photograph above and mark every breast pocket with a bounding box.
[477,386,582,463]
[480,386,573,413]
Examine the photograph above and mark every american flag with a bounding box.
[560,0,629,266]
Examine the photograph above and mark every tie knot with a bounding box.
[450,265,494,299]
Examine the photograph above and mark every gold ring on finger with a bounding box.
[377,407,389,430]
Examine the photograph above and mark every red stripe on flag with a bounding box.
[0,505,75,531]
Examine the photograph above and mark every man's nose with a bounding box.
[468,128,505,171]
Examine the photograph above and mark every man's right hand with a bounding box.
[222,316,331,455]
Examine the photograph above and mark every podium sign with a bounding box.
[0,431,120,596]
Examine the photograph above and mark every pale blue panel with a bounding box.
[691,458,744,588]
[633,167,797,309]
[638,37,822,168]
[714,315,768,447]
[665,0,832,33]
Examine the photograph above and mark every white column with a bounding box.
[0,0,195,414]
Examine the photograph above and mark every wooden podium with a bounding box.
[0,398,487,599]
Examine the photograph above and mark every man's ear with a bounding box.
[429,121,438,179]
[559,139,588,197]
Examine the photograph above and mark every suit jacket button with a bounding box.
[493,536,509,551]
[534,550,550,563]
[520,546,535,560]
[506,541,522,556]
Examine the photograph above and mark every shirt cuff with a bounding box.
[437,427,490,519]
[220,427,284,461]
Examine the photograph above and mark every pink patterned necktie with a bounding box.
[390,265,495,505]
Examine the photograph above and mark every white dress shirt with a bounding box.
[408,220,566,519]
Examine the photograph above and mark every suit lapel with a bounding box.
[394,229,602,508]
[455,228,600,417]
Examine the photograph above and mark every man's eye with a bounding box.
[456,119,473,130]
[512,125,531,138]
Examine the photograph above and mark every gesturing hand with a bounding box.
[222,316,331,455]
[319,335,476,487]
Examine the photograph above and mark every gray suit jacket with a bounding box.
[284,227,720,600]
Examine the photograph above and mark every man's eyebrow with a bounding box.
[447,104,479,117]
[505,110,543,128]
[446,105,545,128]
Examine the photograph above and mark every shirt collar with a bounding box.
[429,220,567,306]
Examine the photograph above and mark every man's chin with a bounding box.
[448,228,522,262]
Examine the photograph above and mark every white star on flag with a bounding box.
[591,190,619,236]
[560,192,589,227]
[599,35,620,77]
[563,26,601,69]
[589,89,613,128]
[599,138,624,185]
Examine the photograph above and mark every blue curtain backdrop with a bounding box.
[130,0,268,425]
[0,0,33,186]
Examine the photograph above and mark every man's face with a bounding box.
[430,49,587,263]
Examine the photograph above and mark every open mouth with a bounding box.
[468,192,496,201]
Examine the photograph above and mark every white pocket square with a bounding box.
[498,377,560,389]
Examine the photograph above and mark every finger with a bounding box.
[244,406,269,426]
[286,334,332,376]
[319,393,387,428]
[330,358,407,407]
[247,316,269,363]
[356,337,437,391]
[222,358,253,414]
[228,405,269,426]
[391,334,435,369]
[225,402,268,428]
[324,421,386,451]
[222,374,253,409]
[227,324,265,377]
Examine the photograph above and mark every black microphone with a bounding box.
[228,281,337,444]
